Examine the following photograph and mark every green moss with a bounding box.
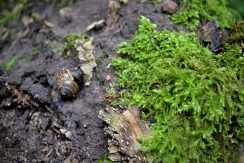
[140,0,162,5]
[98,154,112,163]
[171,0,239,29]
[31,12,40,21]
[57,0,76,8]
[32,47,40,59]
[112,16,243,162]
[228,0,244,19]
[216,44,243,80]
[222,21,244,81]
[0,0,28,26]
[59,33,84,57]
[5,55,21,71]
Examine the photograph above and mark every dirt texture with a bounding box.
[0,0,177,162]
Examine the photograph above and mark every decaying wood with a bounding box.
[99,106,151,162]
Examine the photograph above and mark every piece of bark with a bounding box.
[99,106,151,162]
[74,37,97,86]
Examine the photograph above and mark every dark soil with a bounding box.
[0,0,176,162]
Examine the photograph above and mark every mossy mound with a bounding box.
[171,0,239,29]
[227,21,244,46]
[112,16,243,162]
[0,0,28,26]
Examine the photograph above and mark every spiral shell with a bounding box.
[56,69,80,99]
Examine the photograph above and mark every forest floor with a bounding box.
[0,0,178,162]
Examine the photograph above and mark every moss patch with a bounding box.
[227,21,244,46]
[0,0,28,26]
[5,55,22,71]
[171,0,239,29]
[112,16,243,162]
[59,33,84,57]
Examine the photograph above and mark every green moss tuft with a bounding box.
[5,55,21,71]
[112,16,243,162]
[32,47,40,59]
[0,0,28,26]
[58,0,75,8]
[59,33,84,57]
[31,12,40,21]
[171,0,240,29]
[98,154,112,163]
[140,0,163,6]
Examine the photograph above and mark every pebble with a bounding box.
[105,75,112,81]
[161,0,179,14]
[65,131,73,140]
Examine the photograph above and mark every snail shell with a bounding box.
[56,69,83,99]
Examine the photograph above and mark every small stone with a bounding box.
[30,84,50,103]
[65,131,73,139]
[161,0,179,15]
[40,117,50,130]
[20,77,33,91]
[105,75,111,81]
[198,20,227,52]
[83,122,88,128]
